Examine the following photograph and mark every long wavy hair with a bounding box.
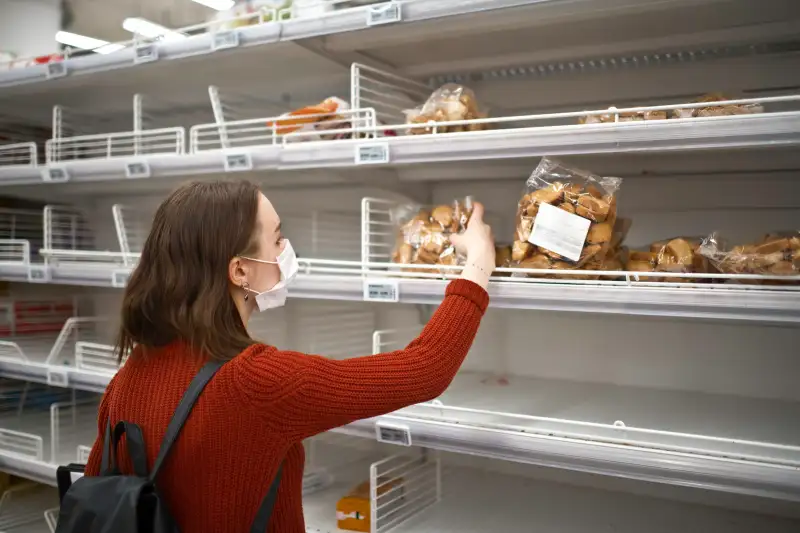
[115,180,261,361]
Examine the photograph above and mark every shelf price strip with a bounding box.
[27,265,51,283]
[212,30,240,51]
[375,421,412,446]
[355,142,390,165]
[46,61,67,80]
[134,44,159,64]
[367,2,402,26]
[47,367,69,387]
[125,161,151,179]
[363,279,399,302]
[112,270,132,288]
[224,152,253,172]
[42,166,69,183]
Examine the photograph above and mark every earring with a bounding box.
[242,281,250,301]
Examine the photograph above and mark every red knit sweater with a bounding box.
[85,279,488,532]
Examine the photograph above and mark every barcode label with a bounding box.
[355,143,389,165]
[212,30,239,51]
[528,202,590,262]
[375,421,411,446]
[27,266,50,283]
[42,166,69,183]
[125,161,151,179]
[367,2,402,26]
[134,44,158,64]
[224,152,253,172]
[111,270,131,288]
[47,368,69,387]
[363,279,399,302]
[46,61,67,79]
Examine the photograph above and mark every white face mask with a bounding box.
[241,239,299,311]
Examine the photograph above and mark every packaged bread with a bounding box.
[512,158,622,278]
[625,237,712,282]
[269,97,396,141]
[494,244,512,276]
[582,218,631,280]
[391,198,473,274]
[337,477,403,532]
[404,84,489,135]
[698,232,800,280]
[579,108,667,124]
[671,93,764,119]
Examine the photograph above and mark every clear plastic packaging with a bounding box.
[391,198,474,274]
[512,158,622,277]
[625,237,712,282]
[672,93,764,119]
[404,84,488,135]
[698,232,800,278]
[268,97,395,141]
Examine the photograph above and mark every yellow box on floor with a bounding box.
[336,477,403,532]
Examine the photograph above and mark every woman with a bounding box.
[85,180,495,532]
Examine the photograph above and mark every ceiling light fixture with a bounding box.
[191,0,236,10]
[122,17,187,41]
[54,31,125,54]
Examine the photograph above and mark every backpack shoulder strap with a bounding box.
[149,360,224,481]
[250,464,283,533]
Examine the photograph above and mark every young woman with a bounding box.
[84,179,495,532]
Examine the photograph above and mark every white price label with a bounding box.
[27,266,50,283]
[367,2,402,26]
[42,166,69,183]
[355,143,389,165]
[47,368,69,387]
[363,279,399,302]
[111,270,131,288]
[528,202,591,262]
[376,421,412,446]
[46,61,67,79]
[224,152,253,172]
[212,30,239,51]
[134,44,158,64]
[125,161,151,179]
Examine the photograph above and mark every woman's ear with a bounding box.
[228,257,248,288]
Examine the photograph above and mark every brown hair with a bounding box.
[116,180,262,362]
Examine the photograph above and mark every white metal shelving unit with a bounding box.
[1,0,799,530]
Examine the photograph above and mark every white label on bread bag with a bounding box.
[529,202,590,262]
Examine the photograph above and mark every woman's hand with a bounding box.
[451,202,495,288]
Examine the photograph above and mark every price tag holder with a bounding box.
[27,265,51,283]
[125,160,151,179]
[363,279,399,302]
[134,44,158,64]
[212,29,240,51]
[224,152,253,172]
[47,368,69,388]
[376,421,412,446]
[355,142,389,165]
[367,2,402,26]
[42,166,69,183]
[111,270,131,288]
[46,61,67,79]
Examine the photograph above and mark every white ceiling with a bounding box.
[66,0,214,42]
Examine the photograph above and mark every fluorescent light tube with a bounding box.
[122,17,187,41]
[192,0,236,10]
[55,31,122,53]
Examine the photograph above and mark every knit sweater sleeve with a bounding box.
[84,373,117,476]
[232,279,489,440]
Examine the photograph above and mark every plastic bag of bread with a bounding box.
[625,237,712,282]
[391,198,474,274]
[582,218,631,280]
[512,158,621,278]
[697,232,800,279]
[269,97,396,141]
[494,244,512,277]
[672,93,764,119]
[404,84,488,135]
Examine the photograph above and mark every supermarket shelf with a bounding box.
[279,111,800,169]
[340,371,800,502]
[2,262,799,323]
[1,96,799,187]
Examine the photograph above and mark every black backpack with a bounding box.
[54,361,283,533]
